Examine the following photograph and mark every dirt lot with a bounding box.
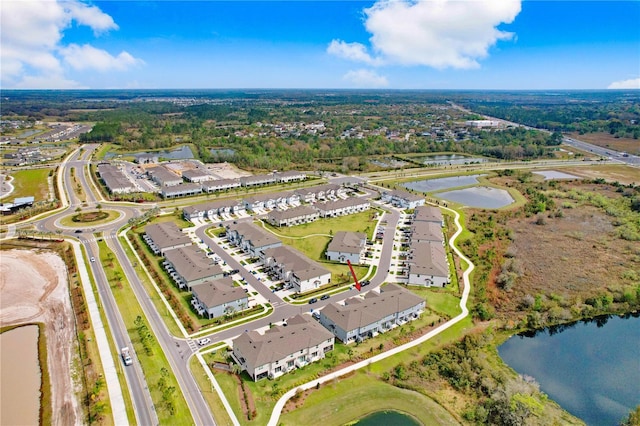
[564,164,640,186]
[568,132,640,155]
[0,249,81,426]
[206,161,252,179]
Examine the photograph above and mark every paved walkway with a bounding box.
[71,240,129,425]
[266,204,473,426]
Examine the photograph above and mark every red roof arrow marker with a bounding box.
[347,259,361,291]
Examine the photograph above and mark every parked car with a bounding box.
[308,298,318,304]
[361,280,370,286]
[74,229,82,233]
[90,257,95,262]
[197,338,211,346]
[320,294,330,300]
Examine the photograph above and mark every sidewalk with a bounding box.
[71,240,129,426]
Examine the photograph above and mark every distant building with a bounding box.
[274,170,306,183]
[136,153,159,164]
[160,183,202,199]
[319,284,425,343]
[326,231,366,265]
[313,197,370,218]
[97,164,137,194]
[202,178,241,193]
[406,241,449,287]
[226,222,282,257]
[381,189,425,209]
[232,314,334,381]
[0,196,35,215]
[412,205,444,227]
[240,174,277,187]
[182,168,215,183]
[266,205,318,227]
[147,166,183,187]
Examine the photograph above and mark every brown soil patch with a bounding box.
[0,249,81,425]
[564,164,640,186]
[568,132,640,155]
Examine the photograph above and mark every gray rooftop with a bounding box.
[263,245,330,281]
[327,231,366,254]
[320,284,425,332]
[164,245,223,282]
[407,241,448,277]
[147,166,183,184]
[144,222,192,250]
[267,205,317,222]
[227,222,281,248]
[413,206,443,224]
[409,221,444,243]
[314,197,369,212]
[191,277,247,308]
[232,314,333,366]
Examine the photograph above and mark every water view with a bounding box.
[356,410,421,426]
[105,145,194,160]
[369,157,410,169]
[416,154,488,166]
[210,148,236,157]
[438,186,514,208]
[499,314,640,425]
[0,325,41,426]
[533,170,582,180]
[403,174,485,193]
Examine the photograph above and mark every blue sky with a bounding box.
[1,1,639,89]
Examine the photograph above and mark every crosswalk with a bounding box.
[83,234,117,243]
[186,339,199,352]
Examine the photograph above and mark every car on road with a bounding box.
[197,338,211,346]
[320,294,330,300]
[361,280,370,286]
[74,229,82,233]
[308,298,318,304]
[90,257,95,262]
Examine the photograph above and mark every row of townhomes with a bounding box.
[261,245,331,293]
[381,189,426,209]
[143,222,250,320]
[226,222,331,292]
[232,314,335,381]
[99,162,306,197]
[232,284,425,380]
[405,206,450,287]
[182,184,363,223]
[97,164,138,194]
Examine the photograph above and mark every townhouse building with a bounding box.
[406,241,450,287]
[319,284,425,343]
[226,222,282,257]
[232,314,334,381]
[325,231,366,264]
[163,244,225,290]
[313,197,370,218]
[201,178,241,193]
[381,189,425,209]
[160,183,202,199]
[143,222,192,255]
[261,245,331,293]
[147,166,183,187]
[190,277,249,319]
[266,205,319,227]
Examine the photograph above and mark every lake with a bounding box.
[403,174,485,192]
[369,157,410,169]
[356,410,421,426]
[438,186,514,208]
[416,154,488,166]
[499,314,640,425]
[0,325,41,426]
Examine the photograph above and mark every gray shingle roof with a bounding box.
[191,277,247,308]
[263,245,330,281]
[327,231,366,254]
[232,314,333,366]
[164,245,223,282]
[144,222,192,250]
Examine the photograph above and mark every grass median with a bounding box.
[96,239,193,425]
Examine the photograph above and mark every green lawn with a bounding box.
[279,371,460,426]
[189,357,235,426]
[405,287,462,318]
[262,210,379,240]
[8,168,53,202]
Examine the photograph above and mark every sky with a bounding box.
[1,0,639,90]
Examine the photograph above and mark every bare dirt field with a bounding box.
[0,249,81,426]
[564,164,640,185]
[568,132,640,155]
[206,161,252,179]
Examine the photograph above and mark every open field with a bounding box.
[280,371,461,426]
[6,167,53,202]
[568,132,640,155]
[563,164,640,185]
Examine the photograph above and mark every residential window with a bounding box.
[287,360,294,368]
[275,366,282,373]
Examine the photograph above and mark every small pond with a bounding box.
[356,410,421,426]
[438,186,514,208]
[499,314,640,425]
[210,148,236,157]
[533,170,582,180]
[416,154,488,166]
[17,129,41,138]
[403,174,485,193]
[369,157,410,169]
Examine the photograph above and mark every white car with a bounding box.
[197,338,211,346]
[90,257,95,262]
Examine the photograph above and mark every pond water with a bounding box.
[356,410,421,426]
[210,148,236,157]
[369,157,410,169]
[403,174,485,193]
[0,325,41,426]
[105,145,194,160]
[438,186,514,208]
[416,154,488,166]
[17,129,41,138]
[533,170,582,180]
[499,314,640,425]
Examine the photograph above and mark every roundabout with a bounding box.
[56,209,125,229]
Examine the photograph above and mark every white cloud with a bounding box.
[61,44,143,71]
[0,0,139,88]
[329,0,521,69]
[343,69,389,88]
[327,40,381,66]
[607,78,640,89]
